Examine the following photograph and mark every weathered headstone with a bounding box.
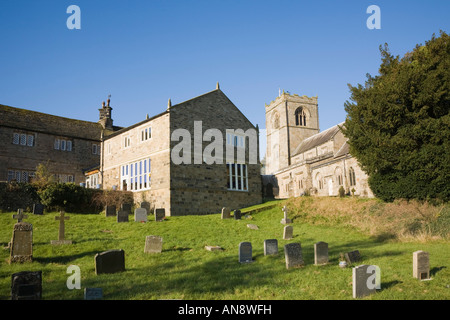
[121,203,132,213]
[264,239,278,256]
[134,208,147,222]
[154,208,165,222]
[105,205,116,217]
[51,211,72,245]
[144,235,163,253]
[84,288,103,300]
[345,250,361,265]
[413,250,430,280]
[94,249,125,275]
[13,209,28,223]
[247,224,259,230]
[10,222,33,263]
[284,242,304,269]
[205,245,223,251]
[281,205,292,224]
[221,207,231,219]
[117,210,129,223]
[283,225,293,240]
[33,203,44,215]
[234,209,242,220]
[140,201,151,212]
[11,271,42,300]
[352,265,378,298]
[238,242,253,263]
[314,241,329,265]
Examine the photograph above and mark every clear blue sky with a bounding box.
[1,1,448,155]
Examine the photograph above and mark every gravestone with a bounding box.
[154,208,165,222]
[33,203,44,215]
[413,250,430,280]
[10,222,33,263]
[283,225,293,240]
[284,243,304,269]
[264,239,278,256]
[247,224,259,230]
[314,241,329,265]
[134,208,147,222]
[345,250,361,265]
[352,265,378,298]
[84,288,103,300]
[121,203,132,213]
[13,209,28,223]
[205,245,223,251]
[140,201,151,212]
[144,235,163,253]
[234,209,242,220]
[11,271,42,300]
[94,249,125,275]
[105,205,116,217]
[238,242,253,263]
[221,207,231,219]
[51,211,72,245]
[281,205,292,224]
[117,210,129,223]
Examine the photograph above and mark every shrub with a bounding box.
[0,182,40,212]
[338,186,345,198]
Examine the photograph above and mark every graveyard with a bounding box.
[0,197,449,300]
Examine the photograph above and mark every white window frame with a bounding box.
[121,157,151,192]
[226,162,248,192]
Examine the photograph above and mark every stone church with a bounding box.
[263,91,374,199]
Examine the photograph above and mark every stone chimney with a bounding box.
[98,97,113,130]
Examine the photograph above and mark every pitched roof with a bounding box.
[292,122,344,156]
[334,140,350,158]
[0,104,104,141]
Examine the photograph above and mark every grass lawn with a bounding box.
[1,200,449,300]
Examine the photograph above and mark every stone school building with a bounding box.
[101,85,262,216]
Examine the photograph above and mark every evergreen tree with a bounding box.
[342,31,450,202]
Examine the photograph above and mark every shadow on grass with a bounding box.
[431,266,446,277]
[33,250,99,264]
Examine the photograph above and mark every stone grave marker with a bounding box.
[247,224,259,230]
[413,250,430,280]
[121,203,132,213]
[154,208,165,222]
[234,209,242,220]
[140,201,151,212]
[13,209,28,223]
[314,241,329,265]
[105,205,116,217]
[345,250,361,265]
[205,245,223,251]
[11,271,42,300]
[117,210,129,223]
[51,211,72,245]
[95,249,125,275]
[352,265,378,298]
[84,288,103,300]
[283,225,293,240]
[134,208,148,222]
[144,235,163,253]
[264,239,278,256]
[33,203,44,215]
[284,242,304,269]
[10,222,33,263]
[238,242,253,263]
[221,207,231,219]
[281,205,292,224]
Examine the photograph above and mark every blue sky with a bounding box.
[0,1,449,156]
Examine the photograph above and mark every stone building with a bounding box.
[264,91,374,198]
[0,99,119,185]
[101,85,262,216]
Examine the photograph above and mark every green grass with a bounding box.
[1,202,449,300]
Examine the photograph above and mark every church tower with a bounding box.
[265,91,319,174]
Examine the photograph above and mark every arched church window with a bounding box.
[349,167,356,186]
[295,107,307,126]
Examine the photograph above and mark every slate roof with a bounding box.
[292,122,344,156]
[334,140,350,158]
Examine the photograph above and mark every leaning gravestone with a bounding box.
[283,225,293,240]
[51,211,72,245]
[238,242,253,263]
[284,243,304,269]
[413,250,430,280]
[144,236,163,253]
[84,288,103,300]
[352,265,378,298]
[10,222,33,263]
[134,208,147,222]
[140,201,151,212]
[234,209,242,220]
[221,207,231,219]
[94,249,125,275]
[11,271,42,300]
[314,241,329,265]
[117,210,129,223]
[32,203,44,215]
[264,239,278,256]
[345,250,361,265]
[154,208,165,222]
[105,205,116,217]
